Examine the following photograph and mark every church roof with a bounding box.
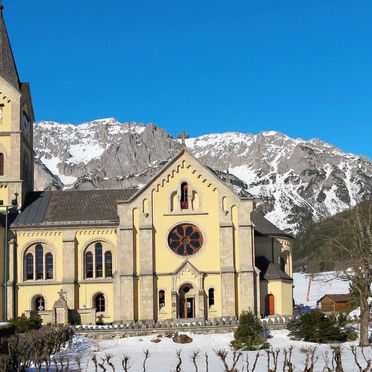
[255,256,292,281]
[0,6,20,89]
[13,189,289,239]
[251,210,292,238]
[12,189,138,227]
[13,150,289,237]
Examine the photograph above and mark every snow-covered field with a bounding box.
[23,273,370,371]
[52,330,372,372]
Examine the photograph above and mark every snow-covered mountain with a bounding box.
[33,118,372,234]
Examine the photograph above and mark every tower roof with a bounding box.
[0,5,20,89]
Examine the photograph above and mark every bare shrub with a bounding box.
[215,349,242,372]
[142,349,150,372]
[75,356,83,372]
[106,353,115,371]
[121,354,131,372]
[330,345,343,372]
[244,352,261,372]
[92,354,98,372]
[300,346,318,372]
[266,348,279,372]
[98,356,107,371]
[322,350,332,372]
[191,349,200,372]
[283,347,293,372]
[350,345,372,372]
[174,350,182,372]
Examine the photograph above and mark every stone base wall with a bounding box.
[74,315,292,339]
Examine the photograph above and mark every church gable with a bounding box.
[124,149,247,208]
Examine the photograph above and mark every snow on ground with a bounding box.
[50,330,372,372]
[293,272,350,307]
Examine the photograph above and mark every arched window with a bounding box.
[35,244,43,280]
[95,243,103,278]
[45,253,53,279]
[279,256,286,272]
[0,153,4,176]
[180,182,188,209]
[34,296,45,311]
[25,253,34,280]
[95,294,105,312]
[105,251,112,277]
[159,290,165,308]
[208,288,215,307]
[86,252,93,278]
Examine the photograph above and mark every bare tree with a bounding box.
[121,354,131,372]
[190,350,200,372]
[266,348,279,372]
[350,346,372,372]
[330,345,343,372]
[300,346,318,372]
[215,350,242,372]
[174,350,182,372]
[142,350,150,372]
[283,347,293,372]
[318,200,372,346]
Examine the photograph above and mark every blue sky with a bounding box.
[4,0,372,158]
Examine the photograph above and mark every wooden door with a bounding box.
[266,294,275,316]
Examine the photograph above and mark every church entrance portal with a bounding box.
[178,284,195,319]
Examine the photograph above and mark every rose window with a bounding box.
[168,224,203,256]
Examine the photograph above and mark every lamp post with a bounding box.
[1,205,10,321]
[1,196,18,321]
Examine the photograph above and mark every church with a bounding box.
[0,5,293,325]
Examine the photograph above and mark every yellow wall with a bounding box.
[152,166,221,273]
[267,280,293,316]
[10,152,293,324]
[0,225,4,320]
[15,228,116,323]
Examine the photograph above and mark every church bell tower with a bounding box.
[0,4,34,208]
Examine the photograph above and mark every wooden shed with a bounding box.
[316,294,351,313]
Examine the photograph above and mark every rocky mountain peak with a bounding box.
[33,119,372,234]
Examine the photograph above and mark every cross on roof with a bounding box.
[58,289,67,299]
[177,131,190,148]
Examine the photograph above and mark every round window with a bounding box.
[168,224,203,256]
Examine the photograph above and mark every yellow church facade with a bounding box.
[0,5,293,325]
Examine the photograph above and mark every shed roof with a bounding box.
[317,294,350,304]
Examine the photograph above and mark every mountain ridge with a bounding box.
[33,118,372,234]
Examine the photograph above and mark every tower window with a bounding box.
[180,182,189,209]
[0,153,4,176]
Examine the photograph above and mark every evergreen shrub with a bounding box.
[288,310,357,343]
[231,311,269,351]
[9,313,42,334]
